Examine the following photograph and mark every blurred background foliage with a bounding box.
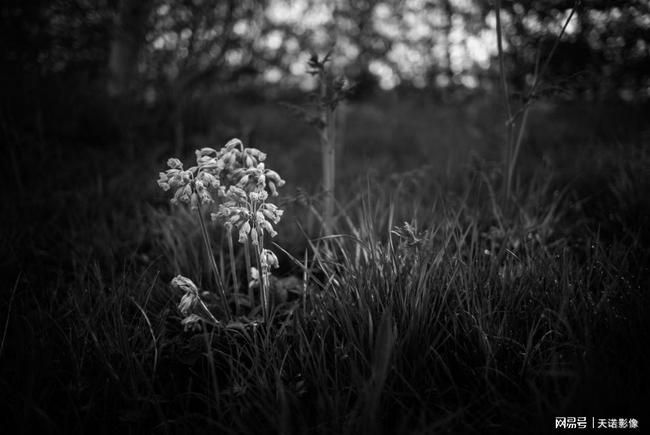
[1,0,649,152]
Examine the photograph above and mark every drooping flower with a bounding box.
[171,275,199,295]
[172,275,201,316]
[261,249,279,269]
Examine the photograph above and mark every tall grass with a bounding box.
[1,73,648,433]
[3,142,648,433]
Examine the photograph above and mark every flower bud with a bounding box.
[238,221,251,244]
[167,158,182,169]
[224,138,243,151]
[172,275,199,295]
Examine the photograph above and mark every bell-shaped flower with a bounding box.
[261,249,279,269]
[238,221,251,243]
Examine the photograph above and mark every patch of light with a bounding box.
[153,36,165,50]
[484,10,512,30]
[265,30,284,51]
[302,3,332,28]
[369,60,399,89]
[436,74,450,87]
[402,43,429,73]
[547,9,576,35]
[233,19,249,36]
[264,67,283,83]
[636,13,650,28]
[180,28,192,41]
[427,7,446,28]
[374,2,391,20]
[225,49,243,66]
[449,14,465,45]
[562,9,580,35]
[588,10,608,31]
[460,74,478,88]
[289,52,311,76]
[466,35,490,69]
[453,0,479,14]
[373,3,400,40]
[266,0,306,24]
[403,11,430,41]
[523,12,543,33]
[450,42,467,73]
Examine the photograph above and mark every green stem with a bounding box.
[244,243,253,309]
[198,297,220,325]
[319,68,336,236]
[227,232,240,316]
[254,230,270,323]
[197,202,231,321]
[495,0,514,201]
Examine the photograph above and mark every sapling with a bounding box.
[284,51,350,236]
[493,0,579,201]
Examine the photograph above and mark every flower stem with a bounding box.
[198,298,220,325]
[254,233,270,323]
[197,202,231,321]
[227,232,240,315]
[244,244,253,306]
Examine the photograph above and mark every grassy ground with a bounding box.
[1,93,649,434]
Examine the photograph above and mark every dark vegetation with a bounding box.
[1,1,649,434]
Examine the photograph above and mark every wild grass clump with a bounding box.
[82,156,641,434]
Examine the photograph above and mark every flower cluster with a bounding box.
[206,139,286,247]
[157,153,224,210]
[157,138,285,218]
[213,186,284,246]
[158,138,287,323]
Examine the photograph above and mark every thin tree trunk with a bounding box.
[107,0,153,97]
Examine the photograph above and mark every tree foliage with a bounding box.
[2,0,649,101]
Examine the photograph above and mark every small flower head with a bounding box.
[178,292,200,316]
[261,249,279,269]
[248,266,260,289]
[167,158,183,169]
[172,275,201,317]
[238,221,251,243]
[171,275,199,295]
